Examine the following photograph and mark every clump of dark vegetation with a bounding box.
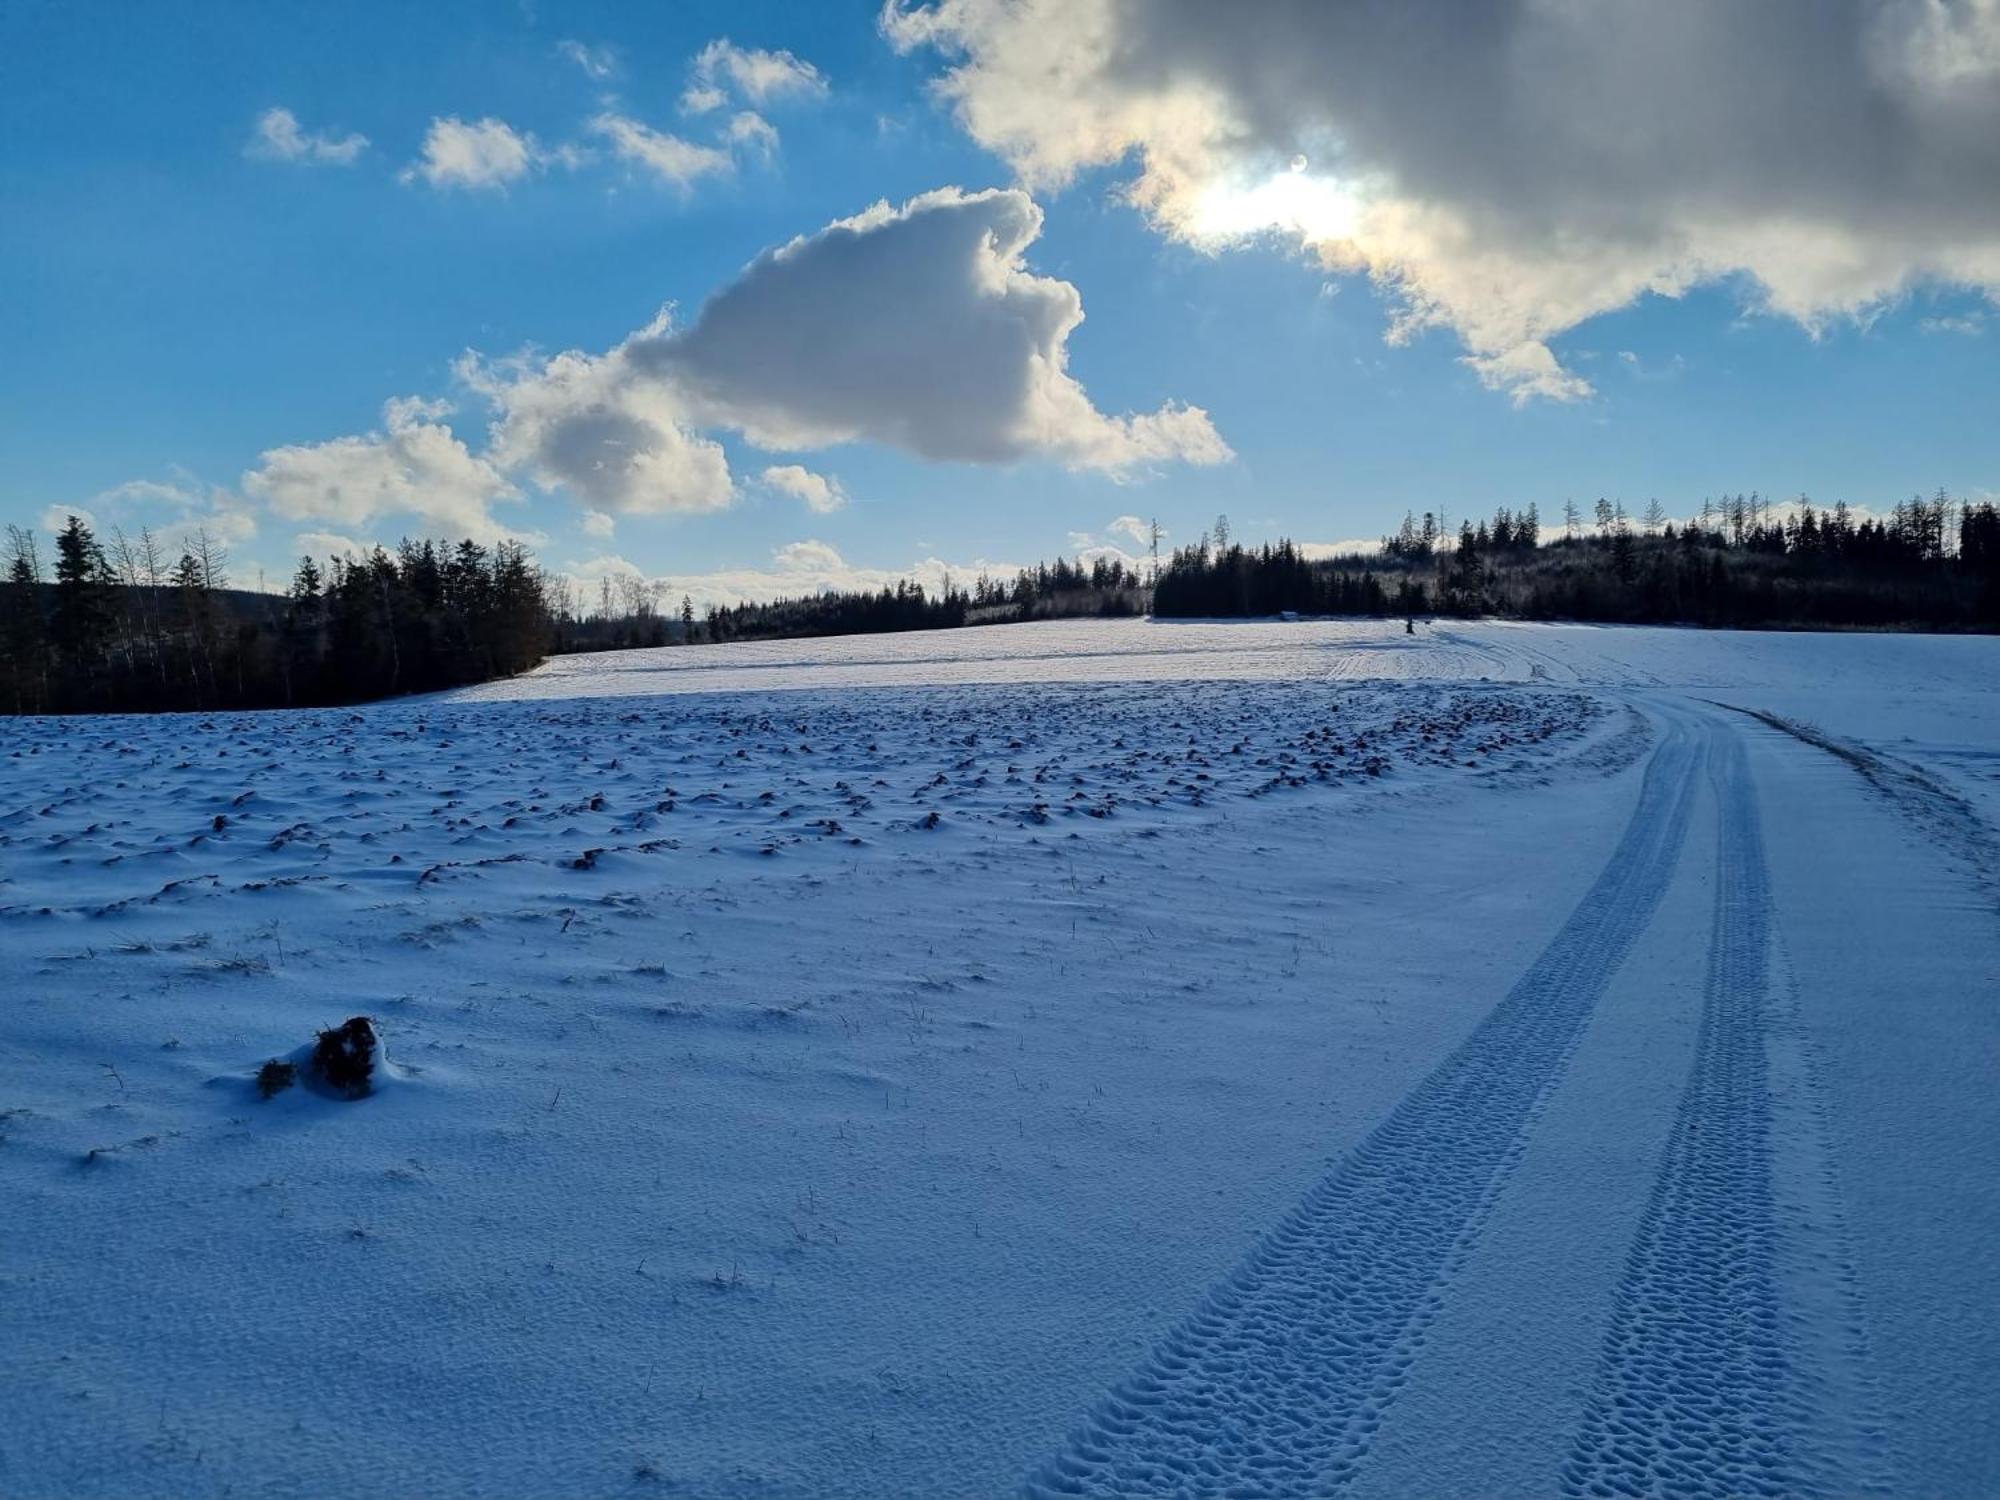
[256,1058,297,1100]
[311,1016,380,1100]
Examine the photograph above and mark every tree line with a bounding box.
[8,488,1995,714]
[3,516,553,715]
[1156,493,2000,630]
[567,552,1149,649]
[1,517,1153,712]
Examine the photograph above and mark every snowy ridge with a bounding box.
[1025,715,1702,1497]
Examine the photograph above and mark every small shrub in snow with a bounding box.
[256,1059,297,1099]
[311,1016,381,1099]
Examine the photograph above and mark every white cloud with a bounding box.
[1463,342,1594,406]
[41,505,94,535]
[234,188,1221,546]
[1074,541,1146,573]
[242,396,527,542]
[562,551,645,582]
[1066,517,1159,564]
[1298,538,1382,559]
[293,530,376,562]
[1106,514,1152,546]
[60,473,262,555]
[90,478,202,508]
[247,107,368,166]
[556,39,619,80]
[888,0,2000,403]
[561,540,1022,613]
[774,538,845,571]
[641,186,1231,472]
[682,38,827,114]
[457,326,735,517]
[192,501,260,545]
[1616,350,1690,382]
[589,113,734,187]
[760,464,847,513]
[726,110,781,160]
[449,187,1225,516]
[1920,311,1987,336]
[402,116,539,190]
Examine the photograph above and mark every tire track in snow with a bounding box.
[1562,728,1881,1499]
[1723,702,2000,911]
[1024,715,1703,1499]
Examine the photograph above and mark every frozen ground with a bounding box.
[3,618,1997,1498]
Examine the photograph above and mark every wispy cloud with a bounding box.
[681,38,827,115]
[555,39,618,81]
[559,539,1019,613]
[1616,350,1689,382]
[246,107,368,166]
[1106,514,1154,546]
[588,113,734,187]
[40,504,95,535]
[1919,311,1986,336]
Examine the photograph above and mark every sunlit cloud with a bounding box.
[889,0,2000,403]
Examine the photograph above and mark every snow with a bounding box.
[3,618,1997,1498]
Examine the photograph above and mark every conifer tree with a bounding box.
[51,514,113,670]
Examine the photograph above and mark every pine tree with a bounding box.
[51,514,112,669]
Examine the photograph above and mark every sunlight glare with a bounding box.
[1187,163,1360,246]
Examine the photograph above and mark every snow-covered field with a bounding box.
[4,619,1997,1498]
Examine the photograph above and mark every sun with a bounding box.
[1185,158,1361,246]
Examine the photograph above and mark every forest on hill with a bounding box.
[1,520,552,715]
[5,493,1996,714]
[1155,494,2000,630]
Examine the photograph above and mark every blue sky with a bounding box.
[3,0,1996,602]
